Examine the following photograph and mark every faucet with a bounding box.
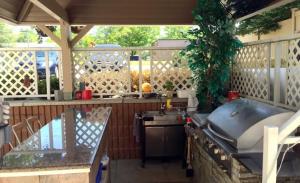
[159,103,166,115]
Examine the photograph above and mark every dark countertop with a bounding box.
[0,107,111,170]
[237,152,300,177]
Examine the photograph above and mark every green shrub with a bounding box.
[38,76,60,94]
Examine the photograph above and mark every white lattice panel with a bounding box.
[150,50,192,92]
[286,39,300,108]
[0,50,38,96]
[75,108,109,149]
[232,44,270,100]
[73,50,131,96]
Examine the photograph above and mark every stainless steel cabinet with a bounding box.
[145,125,184,158]
[164,126,185,157]
[145,127,164,157]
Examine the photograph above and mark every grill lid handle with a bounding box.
[208,123,234,143]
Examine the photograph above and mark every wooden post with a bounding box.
[292,8,297,34]
[35,23,93,95]
[139,52,143,98]
[60,20,73,94]
[262,126,278,183]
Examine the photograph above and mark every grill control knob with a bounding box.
[220,155,227,161]
[193,134,198,140]
[208,143,214,149]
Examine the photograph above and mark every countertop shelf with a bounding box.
[7,97,188,107]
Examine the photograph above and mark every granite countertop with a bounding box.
[237,152,300,177]
[0,107,111,170]
[8,97,188,107]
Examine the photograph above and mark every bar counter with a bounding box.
[0,107,111,183]
[1,97,188,160]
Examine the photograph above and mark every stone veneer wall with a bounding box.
[191,129,300,183]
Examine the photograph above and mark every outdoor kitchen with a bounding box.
[0,0,300,183]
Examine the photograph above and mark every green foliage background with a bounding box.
[182,0,242,107]
[236,1,300,37]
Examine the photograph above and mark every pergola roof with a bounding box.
[0,0,295,25]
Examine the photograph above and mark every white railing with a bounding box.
[72,47,192,98]
[0,47,62,100]
[232,33,300,110]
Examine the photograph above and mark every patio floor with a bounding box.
[111,159,192,183]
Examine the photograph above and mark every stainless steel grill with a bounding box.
[206,98,294,153]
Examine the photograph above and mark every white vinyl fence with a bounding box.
[232,34,300,110]
[72,47,192,98]
[0,47,192,99]
[0,48,61,99]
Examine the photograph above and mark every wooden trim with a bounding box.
[0,15,18,25]
[17,0,33,23]
[29,0,68,23]
[71,25,94,48]
[36,24,62,47]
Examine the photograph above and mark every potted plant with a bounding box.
[181,0,242,112]
[163,80,175,98]
[130,50,139,61]
[71,26,84,34]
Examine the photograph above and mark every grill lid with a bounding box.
[207,98,293,151]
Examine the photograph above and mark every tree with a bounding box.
[93,26,160,47]
[181,0,242,109]
[163,26,191,39]
[16,28,39,43]
[236,1,300,38]
[0,23,15,47]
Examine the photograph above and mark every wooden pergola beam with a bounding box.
[236,0,296,22]
[29,0,68,23]
[36,24,62,47]
[17,0,33,22]
[71,25,94,48]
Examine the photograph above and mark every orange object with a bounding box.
[142,82,152,93]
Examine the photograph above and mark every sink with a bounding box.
[143,110,177,116]
[153,114,177,121]
[142,111,178,120]
[142,111,180,126]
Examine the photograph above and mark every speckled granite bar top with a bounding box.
[0,107,111,170]
[8,98,187,107]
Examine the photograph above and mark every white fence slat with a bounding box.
[274,42,282,104]
[45,51,51,100]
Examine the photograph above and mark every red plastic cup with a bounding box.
[228,91,239,101]
[82,90,92,100]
